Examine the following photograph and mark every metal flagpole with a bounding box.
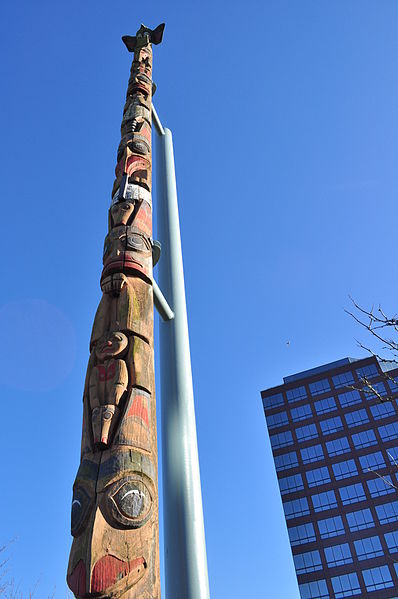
[153,109,211,599]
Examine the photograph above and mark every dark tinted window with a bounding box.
[326,437,350,457]
[266,411,289,429]
[288,523,316,547]
[318,515,345,539]
[338,390,361,408]
[275,451,299,472]
[291,404,312,422]
[344,408,369,428]
[332,459,357,481]
[333,371,355,389]
[354,536,383,560]
[306,466,331,488]
[346,508,374,532]
[339,483,366,505]
[314,396,336,415]
[309,379,331,396]
[301,444,324,464]
[286,386,307,403]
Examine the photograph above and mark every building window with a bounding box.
[270,430,293,450]
[320,416,343,436]
[387,446,398,465]
[359,451,386,472]
[338,390,361,408]
[306,466,331,488]
[388,379,398,394]
[266,411,289,429]
[296,424,318,443]
[279,473,304,495]
[384,531,398,553]
[275,451,299,472]
[318,515,345,539]
[344,408,369,428]
[363,381,387,399]
[291,404,312,422]
[367,475,395,498]
[312,490,337,512]
[370,401,395,420]
[293,550,322,574]
[333,371,355,389]
[339,483,366,505]
[324,543,352,567]
[362,565,393,592]
[286,386,307,403]
[266,411,288,430]
[354,536,383,560]
[299,579,329,599]
[378,422,398,442]
[283,497,310,520]
[288,523,316,546]
[331,573,361,598]
[351,429,377,449]
[332,459,358,481]
[346,508,374,532]
[264,392,284,409]
[309,379,331,396]
[375,501,398,525]
[301,444,324,464]
[356,364,379,380]
[326,437,351,457]
[315,396,337,415]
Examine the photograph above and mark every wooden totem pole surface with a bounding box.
[67,23,165,599]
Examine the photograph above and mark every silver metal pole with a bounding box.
[153,279,175,321]
[156,127,211,599]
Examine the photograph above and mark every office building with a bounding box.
[261,356,398,598]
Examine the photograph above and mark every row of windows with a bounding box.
[299,564,395,598]
[288,501,398,547]
[267,400,396,433]
[279,464,397,496]
[276,444,398,476]
[284,479,397,517]
[276,445,398,475]
[293,533,397,575]
[264,364,389,410]
[270,422,398,450]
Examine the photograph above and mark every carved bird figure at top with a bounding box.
[122,23,165,52]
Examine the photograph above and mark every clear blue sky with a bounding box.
[1,1,398,597]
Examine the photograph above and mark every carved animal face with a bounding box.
[110,201,136,227]
[67,450,156,598]
[102,225,153,282]
[95,331,128,362]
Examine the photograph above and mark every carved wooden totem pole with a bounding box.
[67,23,165,599]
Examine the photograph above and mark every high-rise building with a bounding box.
[261,356,398,598]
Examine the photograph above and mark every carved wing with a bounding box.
[151,23,165,45]
[122,35,137,52]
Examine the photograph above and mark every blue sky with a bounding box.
[1,1,398,597]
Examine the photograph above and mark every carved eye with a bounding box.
[126,234,151,252]
[108,479,152,528]
[71,487,93,537]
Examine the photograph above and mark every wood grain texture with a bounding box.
[67,24,162,599]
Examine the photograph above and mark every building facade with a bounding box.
[261,356,398,598]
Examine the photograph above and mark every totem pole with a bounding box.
[67,23,165,599]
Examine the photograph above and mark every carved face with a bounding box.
[95,331,128,362]
[110,201,136,227]
[102,225,153,282]
[67,449,157,598]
